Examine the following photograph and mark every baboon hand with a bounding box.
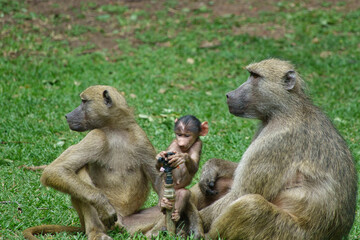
[97,202,118,229]
[199,173,218,196]
[171,209,180,222]
[160,197,173,212]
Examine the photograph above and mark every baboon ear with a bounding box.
[284,70,296,90]
[103,90,113,107]
[200,121,209,136]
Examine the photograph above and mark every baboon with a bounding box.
[23,85,161,240]
[152,115,208,237]
[198,59,357,239]
[157,115,208,221]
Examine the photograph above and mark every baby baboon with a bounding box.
[120,116,210,238]
[23,85,161,240]
[199,59,357,239]
[154,115,208,237]
[157,115,208,221]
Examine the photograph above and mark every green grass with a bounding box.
[1,0,359,239]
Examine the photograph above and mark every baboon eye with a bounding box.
[82,99,87,104]
[251,72,261,79]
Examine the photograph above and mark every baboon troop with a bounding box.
[24,59,357,240]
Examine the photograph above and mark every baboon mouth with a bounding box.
[67,121,87,132]
[180,146,189,151]
[227,104,243,116]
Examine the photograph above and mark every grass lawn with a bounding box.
[1,0,359,239]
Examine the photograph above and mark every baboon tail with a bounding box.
[23,225,83,240]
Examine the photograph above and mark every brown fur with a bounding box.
[23,85,161,240]
[199,59,357,239]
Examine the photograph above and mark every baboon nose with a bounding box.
[226,94,230,99]
[65,115,68,119]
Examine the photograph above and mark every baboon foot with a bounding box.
[88,231,113,240]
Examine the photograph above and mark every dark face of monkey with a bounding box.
[65,87,114,132]
[226,72,260,119]
[65,104,87,132]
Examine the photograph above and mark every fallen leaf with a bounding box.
[200,39,221,48]
[139,114,154,122]
[320,51,332,58]
[54,141,65,148]
[312,37,319,43]
[186,58,195,64]
[158,88,166,94]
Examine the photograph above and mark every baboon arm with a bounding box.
[199,158,237,196]
[142,159,162,195]
[185,140,202,175]
[40,130,116,223]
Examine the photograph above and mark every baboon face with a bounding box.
[175,129,199,152]
[226,72,261,119]
[65,86,120,132]
[226,59,298,120]
[65,103,87,132]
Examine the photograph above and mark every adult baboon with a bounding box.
[199,59,357,239]
[23,85,161,240]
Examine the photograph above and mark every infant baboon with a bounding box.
[154,115,208,237]
[199,59,357,239]
[23,85,161,240]
[157,115,208,221]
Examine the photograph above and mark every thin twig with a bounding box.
[1,141,34,144]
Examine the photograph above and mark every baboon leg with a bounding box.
[184,201,204,239]
[145,215,167,238]
[208,194,307,240]
[174,188,191,219]
[71,198,85,230]
[71,168,112,240]
[71,197,112,240]
[122,206,163,235]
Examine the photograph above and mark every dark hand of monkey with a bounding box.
[97,201,118,228]
[199,164,218,196]
[201,180,218,196]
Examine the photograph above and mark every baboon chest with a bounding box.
[88,153,140,189]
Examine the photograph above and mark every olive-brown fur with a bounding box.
[23,85,161,240]
[199,59,357,240]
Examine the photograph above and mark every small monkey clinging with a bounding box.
[155,115,208,237]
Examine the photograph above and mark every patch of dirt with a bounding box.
[2,0,360,56]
